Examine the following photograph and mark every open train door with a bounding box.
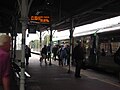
[88,34,99,67]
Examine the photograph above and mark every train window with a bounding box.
[111,42,120,54]
[81,36,91,59]
[100,42,120,56]
[100,41,112,56]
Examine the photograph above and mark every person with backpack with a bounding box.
[59,45,68,66]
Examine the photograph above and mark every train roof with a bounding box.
[0,0,120,33]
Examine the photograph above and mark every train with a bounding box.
[54,29,120,74]
[81,30,120,73]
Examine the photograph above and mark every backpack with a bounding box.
[60,47,67,59]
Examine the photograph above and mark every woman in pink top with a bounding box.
[0,35,11,90]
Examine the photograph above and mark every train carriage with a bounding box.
[76,30,120,74]
[54,29,120,74]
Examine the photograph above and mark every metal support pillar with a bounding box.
[13,17,18,62]
[20,21,26,90]
[68,18,74,73]
[10,32,14,61]
[20,0,28,90]
[13,34,17,62]
[49,26,52,65]
[40,31,42,49]
[39,31,42,59]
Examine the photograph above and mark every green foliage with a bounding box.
[29,40,40,49]
[43,35,50,45]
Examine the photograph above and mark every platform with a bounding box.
[23,54,120,90]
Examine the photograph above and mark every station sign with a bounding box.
[30,16,50,24]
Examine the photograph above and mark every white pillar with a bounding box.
[20,0,28,90]
[68,17,74,73]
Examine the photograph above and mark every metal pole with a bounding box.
[13,17,18,62]
[20,0,28,90]
[11,32,14,61]
[49,25,52,65]
[68,18,74,73]
[39,31,42,60]
[49,10,52,65]
[13,35,17,60]
[40,31,42,49]
[20,21,26,90]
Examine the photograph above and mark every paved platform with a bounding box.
[24,54,120,90]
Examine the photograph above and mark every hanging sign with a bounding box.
[30,16,50,24]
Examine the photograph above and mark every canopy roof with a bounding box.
[0,0,120,33]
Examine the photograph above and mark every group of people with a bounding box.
[40,41,85,78]
[55,44,70,66]
[39,44,70,66]
[30,40,120,80]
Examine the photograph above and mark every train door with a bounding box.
[79,34,99,68]
[87,34,99,67]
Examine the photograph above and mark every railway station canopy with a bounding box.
[0,0,120,33]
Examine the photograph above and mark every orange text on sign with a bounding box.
[31,16,50,23]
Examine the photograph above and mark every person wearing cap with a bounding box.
[0,35,11,90]
[73,40,85,78]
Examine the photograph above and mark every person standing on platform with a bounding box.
[73,40,85,78]
[0,35,11,90]
[40,45,47,65]
[25,45,31,65]
[52,45,59,61]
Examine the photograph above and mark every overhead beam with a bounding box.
[72,0,116,18]
[91,11,120,16]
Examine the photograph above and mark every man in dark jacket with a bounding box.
[41,45,47,65]
[73,41,84,78]
[25,45,31,65]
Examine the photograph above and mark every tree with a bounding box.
[43,35,50,45]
